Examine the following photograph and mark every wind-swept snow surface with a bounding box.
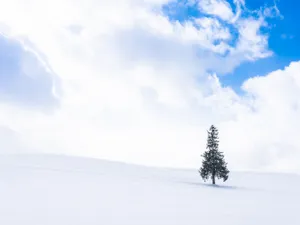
[0,155,298,225]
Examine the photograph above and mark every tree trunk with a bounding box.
[212,175,215,185]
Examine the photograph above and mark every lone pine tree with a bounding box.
[199,125,229,185]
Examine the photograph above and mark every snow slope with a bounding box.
[0,154,298,225]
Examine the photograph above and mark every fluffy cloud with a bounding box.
[0,0,296,173]
[198,0,235,21]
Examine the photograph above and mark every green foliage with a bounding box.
[199,125,229,184]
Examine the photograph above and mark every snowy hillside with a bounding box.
[0,154,298,225]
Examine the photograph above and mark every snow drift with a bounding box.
[0,154,298,225]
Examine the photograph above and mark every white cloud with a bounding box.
[198,0,234,21]
[0,0,296,174]
[233,16,272,60]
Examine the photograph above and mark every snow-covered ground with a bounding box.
[0,154,298,225]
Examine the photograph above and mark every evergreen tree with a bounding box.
[199,125,229,185]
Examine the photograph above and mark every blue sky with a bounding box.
[163,0,300,92]
[224,0,300,91]
[0,0,298,102]
[1,0,300,171]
